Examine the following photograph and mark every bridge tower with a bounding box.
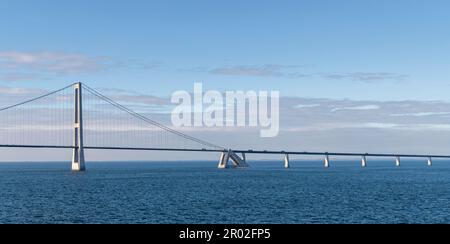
[72,82,85,171]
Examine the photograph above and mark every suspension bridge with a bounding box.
[0,82,449,171]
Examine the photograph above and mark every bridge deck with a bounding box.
[1,144,450,159]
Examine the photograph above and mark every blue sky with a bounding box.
[1,0,449,100]
[2,0,450,161]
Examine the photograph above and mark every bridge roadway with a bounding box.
[1,144,450,159]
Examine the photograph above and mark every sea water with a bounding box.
[1,160,449,224]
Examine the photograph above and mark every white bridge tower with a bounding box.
[72,82,85,171]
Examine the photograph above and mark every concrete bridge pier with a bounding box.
[395,156,401,167]
[218,150,248,169]
[324,154,330,168]
[361,155,367,167]
[218,151,230,169]
[427,157,433,166]
[284,154,290,169]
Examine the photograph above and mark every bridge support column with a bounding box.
[395,156,401,167]
[361,155,367,167]
[218,150,248,169]
[242,153,246,165]
[72,82,85,172]
[427,157,433,166]
[324,154,330,168]
[218,152,229,169]
[284,154,290,169]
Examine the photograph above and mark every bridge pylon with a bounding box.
[72,82,85,172]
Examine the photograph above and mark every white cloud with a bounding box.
[3,86,450,160]
[284,122,450,132]
[206,64,408,82]
[3,85,450,155]
[0,86,44,95]
[320,72,409,82]
[0,51,108,76]
[210,64,286,77]
[331,105,380,112]
[294,104,320,109]
[0,73,48,82]
[390,112,450,117]
[284,122,397,132]
[367,123,450,131]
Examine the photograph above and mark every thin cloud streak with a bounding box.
[210,64,287,77]
[0,51,112,82]
[390,112,450,117]
[319,72,409,82]
[331,105,380,112]
[207,64,408,82]
[0,51,107,74]
[0,85,45,95]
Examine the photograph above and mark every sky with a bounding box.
[1,0,450,161]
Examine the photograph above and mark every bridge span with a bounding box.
[0,144,443,169]
[0,82,445,170]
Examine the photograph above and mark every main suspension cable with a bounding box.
[82,84,225,150]
[0,83,75,112]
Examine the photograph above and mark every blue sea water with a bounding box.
[1,160,450,224]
